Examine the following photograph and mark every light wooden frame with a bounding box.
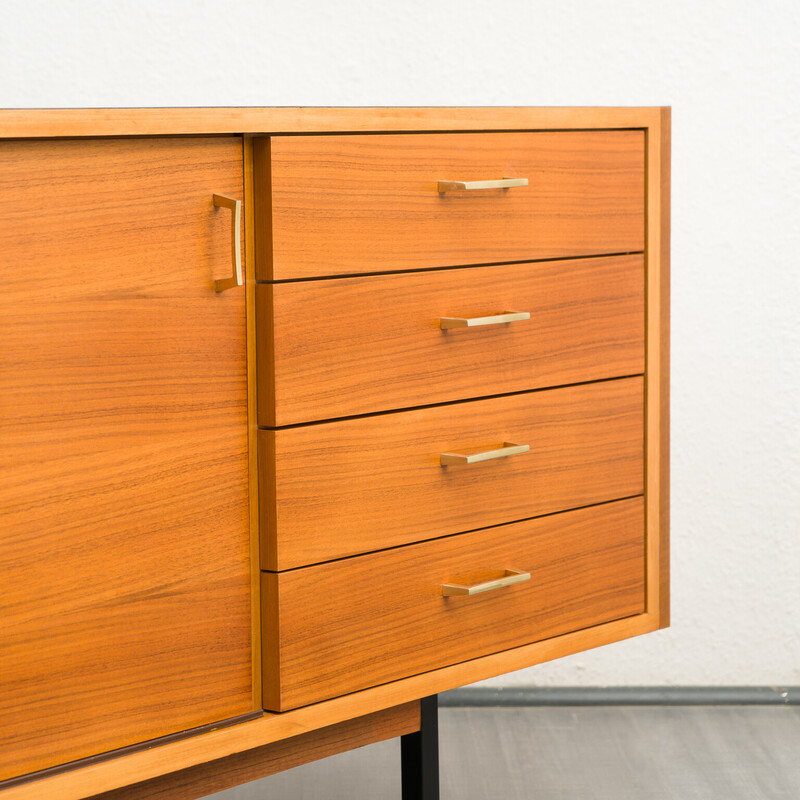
[0,107,669,800]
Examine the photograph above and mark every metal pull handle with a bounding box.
[437,177,528,192]
[440,311,530,329]
[213,194,243,292]
[442,568,531,597]
[440,441,529,466]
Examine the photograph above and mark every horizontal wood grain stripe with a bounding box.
[0,107,664,139]
[256,131,645,279]
[259,254,644,425]
[263,498,645,710]
[260,377,644,569]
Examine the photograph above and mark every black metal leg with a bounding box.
[401,694,440,800]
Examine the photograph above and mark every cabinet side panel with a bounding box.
[0,137,253,780]
[658,108,671,626]
[644,110,671,628]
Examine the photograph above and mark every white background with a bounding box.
[2,0,798,687]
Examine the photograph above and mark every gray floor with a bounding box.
[206,706,800,799]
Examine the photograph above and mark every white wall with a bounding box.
[2,0,799,687]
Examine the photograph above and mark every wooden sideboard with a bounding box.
[0,107,670,799]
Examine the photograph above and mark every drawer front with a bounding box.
[263,497,645,710]
[260,377,643,570]
[259,254,644,425]
[255,131,645,280]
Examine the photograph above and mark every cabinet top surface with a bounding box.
[0,106,669,138]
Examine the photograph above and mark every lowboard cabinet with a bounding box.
[0,107,670,800]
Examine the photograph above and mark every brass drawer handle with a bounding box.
[440,441,529,466]
[213,194,243,292]
[440,311,530,329]
[437,177,528,192]
[442,568,531,597]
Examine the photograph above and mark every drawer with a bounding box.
[258,254,644,425]
[262,497,645,710]
[259,377,643,570]
[254,131,645,280]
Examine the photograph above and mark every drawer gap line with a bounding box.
[257,251,645,284]
[262,494,645,573]
[260,373,646,430]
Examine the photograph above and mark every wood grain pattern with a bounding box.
[255,131,645,279]
[0,107,664,139]
[260,377,644,569]
[0,613,658,800]
[0,137,253,782]
[242,135,262,706]
[89,703,419,800]
[258,254,644,425]
[263,498,645,710]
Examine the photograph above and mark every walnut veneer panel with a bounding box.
[263,498,645,710]
[0,137,252,781]
[255,131,644,280]
[260,377,644,570]
[258,254,644,425]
